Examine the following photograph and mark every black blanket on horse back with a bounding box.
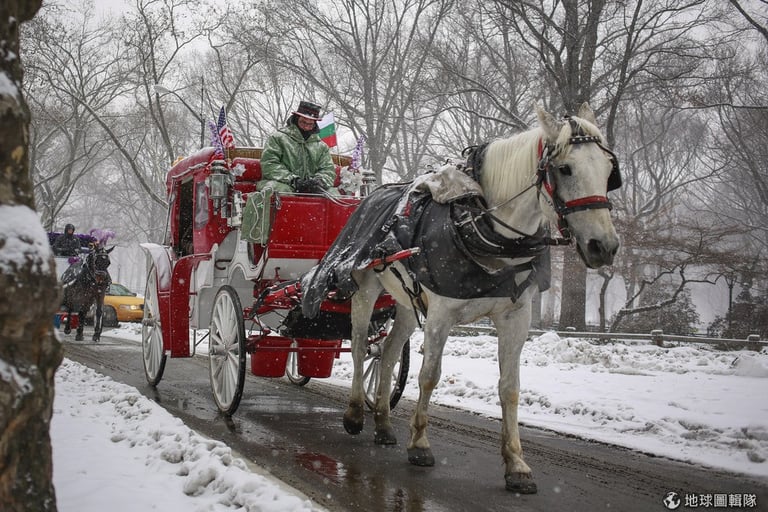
[301,184,551,319]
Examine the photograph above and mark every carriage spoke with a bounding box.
[363,359,380,398]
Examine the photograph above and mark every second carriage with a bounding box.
[140,147,410,415]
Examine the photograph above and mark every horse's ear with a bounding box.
[106,246,115,254]
[535,103,560,142]
[577,102,597,125]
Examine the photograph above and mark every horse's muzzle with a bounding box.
[578,238,619,268]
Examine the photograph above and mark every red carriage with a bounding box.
[140,147,410,415]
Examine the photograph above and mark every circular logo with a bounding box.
[663,491,682,510]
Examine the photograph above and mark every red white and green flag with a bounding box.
[317,113,337,148]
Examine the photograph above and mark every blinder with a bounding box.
[86,247,112,287]
[605,147,622,191]
[92,252,111,272]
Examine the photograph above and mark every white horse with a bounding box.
[305,103,620,493]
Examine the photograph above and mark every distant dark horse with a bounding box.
[61,244,114,342]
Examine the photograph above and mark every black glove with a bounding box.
[293,176,326,193]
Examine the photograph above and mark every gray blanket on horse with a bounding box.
[301,169,552,319]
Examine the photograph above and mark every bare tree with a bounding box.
[727,0,768,44]
[610,220,750,332]
[491,0,733,330]
[23,3,120,230]
[0,1,63,510]
[194,3,289,147]
[691,6,768,327]
[263,0,456,182]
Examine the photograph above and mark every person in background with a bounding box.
[258,101,338,194]
[52,223,81,257]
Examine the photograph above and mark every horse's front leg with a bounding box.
[92,297,103,342]
[407,306,453,467]
[343,270,382,436]
[75,305,85,341]
[371,303,417,445]
[493,303,537,494]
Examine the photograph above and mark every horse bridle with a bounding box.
[535,119,621,236]
[87,249,111,287]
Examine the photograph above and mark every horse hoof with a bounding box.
[343,415,364,435]
[64,328,71,335]
[75,334,84,341]
[505,473,537,494]
[343,404,365,435]
[92,336,100,342]
[407,447,435,467]
[374,428,397,445]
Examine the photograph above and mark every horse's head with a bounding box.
[87,244,113,285]
[536,103,621,268]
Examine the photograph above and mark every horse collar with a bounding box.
[461,143,489,182]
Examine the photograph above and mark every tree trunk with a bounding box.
[530,289,542,329]
[598,271,612,332]
[558,249,587,331]
[0,2,63,511]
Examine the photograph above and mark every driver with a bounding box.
[258,100,338,194]
[52,223,82,257]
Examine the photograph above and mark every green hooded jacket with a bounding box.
[259,123,336,192]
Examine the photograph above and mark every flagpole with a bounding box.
[199,77,205,148]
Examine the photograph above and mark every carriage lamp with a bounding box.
[360,169,376,196]
[207,160,233,214]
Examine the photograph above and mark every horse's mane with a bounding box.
[480,115,605,207]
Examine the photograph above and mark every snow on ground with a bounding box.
[52,324,768,511]
[52,358,322,512]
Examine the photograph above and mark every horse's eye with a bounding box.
[558,164,572,176]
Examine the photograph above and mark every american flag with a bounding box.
[217,106,235,149]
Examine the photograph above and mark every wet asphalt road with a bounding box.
[62,332,768,512]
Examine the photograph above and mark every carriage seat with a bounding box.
[232,157,262,194]
[232,156,344,193]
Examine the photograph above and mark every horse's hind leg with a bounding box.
[372,303,417,445]
[63,305,71,335]
[343,270,383,436]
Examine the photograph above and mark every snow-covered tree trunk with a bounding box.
[0,1,64,510]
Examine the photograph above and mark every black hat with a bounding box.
[293,101,322,121]
[65,223,75,233]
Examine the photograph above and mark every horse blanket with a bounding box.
[301,166,552,319]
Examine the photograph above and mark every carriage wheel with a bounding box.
[209,286,246,415]
[142,264,166,386]
[285,340,311,386]
[363,339,410,411]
